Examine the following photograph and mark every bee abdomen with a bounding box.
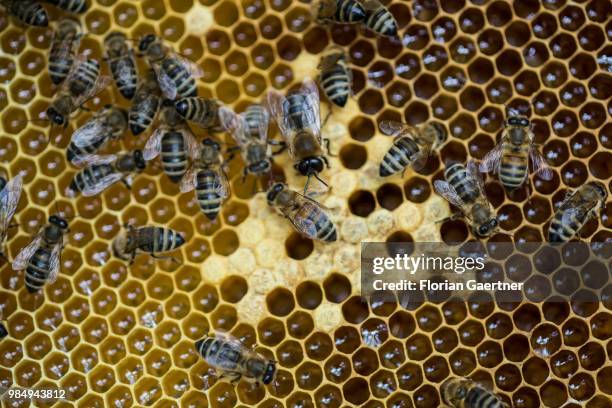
[379,137,419,177]
[25,248,51,293]
[465,387,505,408]
[336,0,366,22]
[162,59,197,98]
[196,170,224,220]
[138,226,184,254]
[129,98,160,135]
[311,212,338,242]
[69,59,100,96]
[43,0,88,13]
[161,132,189,182]
[49,54,74,85]
[365,7,398,37]
[175,97,220,129]
[7,0,48,27]
[110,59,137,100]
[66,137,106,164]
[549,212,580,243]
[445,163,479,203]
[69,164,114,194]
[320,65,350,107]
[499,158,528,189]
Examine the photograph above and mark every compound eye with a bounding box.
[478,225,489,236]
[490,219,498,227]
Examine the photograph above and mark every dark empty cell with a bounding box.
[542,300,569,325]
[330,24,357,46]
[449,113,476,140]
[287,311,314,340]
[486,78,513,104]
[416,305,442,332]
[242,0,265,18]
[440,141,467,165]
[276,35,301,61]
[411,0,439,21]
[386,82,411,108]
[477,341,504,368]
[550,33,578,59]
[440,220,468,244]
[385,231,413,259]
[551,110,578,137]
[404,102,430,126]
[533,90,559,116]
[432,327,458,353]
[295,281,322,310]
[220,276,248,303]
[440,66,466,92]
[578,25,605,51]
[541,62,568,88]
[431,16,456,43]
[339,144,367,170]
[413,74,439,99]
[348,190,376,217]
[580,102,606,129]
[581,261,608,290]
[523,196,551,224]
[403,177,431,203]
[368,61,394,88]
[503,334,529,362]
[513,304,541,332]
[233,22,257,47]
[259,15,282,40]
[467,58,493,84]
[495,363,522,392]
[531,12,557,39]
[486,1,512,26]
[266,288,295,317]
[469,134,495,160]
[423,355,449,382]
[561,161,588,187]
[513,0,540,18]
[349,117,374,142]
[351,348,378,376]
[496,50,522,76]
[406,333,433,360]
[389,310,415,339]
[578,342,605,371]
[588,73,612,99]
[589,152,612,179]
[459,8,484,34]
[376,184,403,211]
[251,44,274,70]
[486,313,513,339]
[358,90,384,114]
[569,372,596,401]
[349,40,374,67]
[395,53,421,80]
[477,29,503,55]
[377,35,403,60]
[305,332,333,361]
[543,140,569,166]
[432,94,457,119]
[302,27,329,54]
[540,380,568,407]
[587,0,611,22]
[504,254,532,283]
[523,42,549,68]
[422,45,448,71]
[258,318,286,347]
[449,37,476,64]
[342,296,369,324]
[402,24,430,50]
[562,319,588,347]
[571,289,599,318]
[342,378,370,405]
[559,5,586,31]
[285,233,313,260]
[413,384,440,407]
[459,86,484,111]
[323,274,351,304]
[477,107,503,134]
[569,53,597,80]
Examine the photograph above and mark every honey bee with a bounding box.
[379,120,446,177]
[479,113,553,190]
[180,138,230,221]
[441,377,508,408]
[46,56,111,127]
[144,100,199,183]
[196,333,277,386]
[267,182,337,242]
[219,104,274,180]
[104,31,138,100]
[42,0,88,13]
[548,182,608,243]
[138,34,203,100]
[317,47,352,108]
[434,162,499,238]
[67,150,147,197]
[129,68,162,135]
[312,0,367,25]
[0,0,48,27]
[112,224,185,264]
[12,215,69,293]
[0,174,23,261]
[48,18,82,85]
[266,77,330,194]
[174,97,222,131]
[66,106,128,165]
[363,0,398,37]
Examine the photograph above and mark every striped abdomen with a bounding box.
[129,97,160,135]
[335,0,366,22]
[66,137,106,164]
[43,0,88,13]
[49,30,79,85]
[196,170,225,220]
[548,209,584,243]
[365,7,398,37]
[69,164,114,194]
[320,60,350,107]
[499,145,528,189]
[196,337,242,370]
[286,94,311,129]
[445,163,479,203]
[380,137,420,177]
[6,0,48,26]
[161,132,189,182]
[295,204,337,242]
[175,98,219,129]
[162,58,198,98]
[25,246,52,293]
[137,227,184,254]
[109,57,137,100]
[68,59,100,96]
[464,387,505,408]
[244,105,268,138]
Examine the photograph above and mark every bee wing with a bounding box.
[184,130,201,160]
[291,202,320,240]
[0,174,23,235]
[467,160,486,196]
[47,238,63,284]
[266,89,296,155]
[301,77,321,139]
[529,146,553,181]
[175,53,204,79]
[12,233,43,271]
[143,128,164,160]
[479,141,504,173]
[434,180,466,210]
[379,120,408,137]
[81,172,124,197]
[219,106,249,147]
[60,53,87,93]
[215,171,230,199]
[72,154,118,167]
[74,74,113,107]
[71,115,108,148]
[154,65,178,100]
[180,166,198,193]
[411,146,431,171]
[560,207,584,230]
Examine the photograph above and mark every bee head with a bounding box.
[194,338,209,355]
[202,138,220,150]
[138,34,157,52]
[33,8,49,27]
[588,181,608,202]
[133,150,147,170]
[262,361,277,385]
[46,106,66,126]
[49,215,69,230]
[248,160,271,176]
[506,115,530,127]
[266,182,285,204]
[475,218,498,238]
[296,157,324,176]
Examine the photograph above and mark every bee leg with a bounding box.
[269,140,287,155]
[322,156,331,169]
[229,373,242,384]
[436,213,461,224]
[323,139,336,157]
[121,178,133,190]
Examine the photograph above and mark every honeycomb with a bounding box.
[0,0,610,407]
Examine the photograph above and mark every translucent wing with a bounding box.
[180,166,198,193]
[72,154,117,167]
[81,172,124,197]
[379,120,409,137]
[434,180,466,210]
[467,161,485,196]
[244,105,270,143]
[74,72,112,108]
[184,130,201,160]
[300,77,321,140]
[266,89,296,155]
[215,171,230,199]
[175,53,204,78]
[12,233,43,271]
[219,106,249,148]
[560,207,586,231]
[72,115,109,148]
[318,52,342,71]
[479,141,504,173]
[291,202,320,240]
[155,65,178,100]
[410,146,431,171]
[0,173,23,234]
[47,238,63,284]
[529,146,553,181]
[60,53,87,93]
[143,128,164,161]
